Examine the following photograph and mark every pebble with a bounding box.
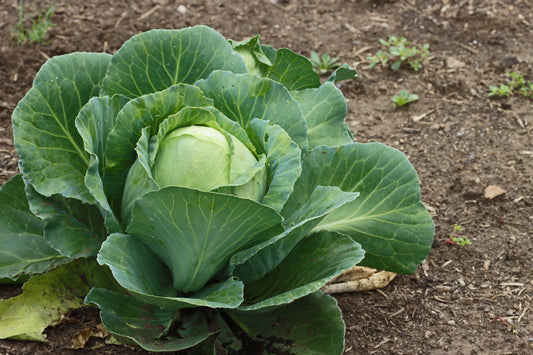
[446,57,466,69]
[178,5,187,14]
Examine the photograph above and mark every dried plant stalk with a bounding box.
[322,266,396,294]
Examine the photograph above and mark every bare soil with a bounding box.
[0,0,532,354]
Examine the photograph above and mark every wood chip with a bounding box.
[483,260,491,270]
[412,109,436,122]
[458,42,478,54]
[344,23,357,32]
[501,282,524,287]
[484,185,506,199]
[353,46,371,57]
[446,57,466,69]
[139,5,160,20]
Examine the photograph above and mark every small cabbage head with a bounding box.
[121,124,267,223]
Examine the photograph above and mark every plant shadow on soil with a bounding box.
[0,0,531,354]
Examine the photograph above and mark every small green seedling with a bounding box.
[367,36,430,71]
[489,72,533,100]
[520,81,533,99]
[12,0,56,44]
[391,90,418,107]
[492,317,517,334]
[488,84,513,98]
[310,51,341,74]
[508,72,525,91]
[451,236,472,246]
[445,224,472,246]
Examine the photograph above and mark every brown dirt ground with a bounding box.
[0,0,532,354]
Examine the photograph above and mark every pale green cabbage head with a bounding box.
[121,124,267,224]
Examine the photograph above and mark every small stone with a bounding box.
[424,330,436,338]
[177,5,187,14]
[484,185,506,199]
[446,57,466,69]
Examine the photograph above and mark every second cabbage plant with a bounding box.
[0,25,434,353]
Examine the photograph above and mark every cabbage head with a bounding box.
[0,26,434,353]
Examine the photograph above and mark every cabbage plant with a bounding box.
[0,26,434,353]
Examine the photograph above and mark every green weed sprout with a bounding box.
[452,236,472,246]
[520,81,533,99]
[391,90,418,107]
[493,317,518,334]
[367,36,430,71]
[489,72,533,100]
[488,84,513,98]
[445,224,472,246]
[508,72,525,90]
[310,51,341,74]
[12,0,56,44]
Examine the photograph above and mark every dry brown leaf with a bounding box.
[71,323,108,349]
[484,185,506,199]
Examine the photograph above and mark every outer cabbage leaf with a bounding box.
[85,288,218,352]
[290,82,353,149]
[327,63,358,83]
[0,175,68,279]
[266,48,321,90]
[246,118,302,213]
[195,71,308,150]
[12,53,111,203]
[231,38,321,90]
[76,95,130,233]
[101,26,247,98]
[228,292,345,355]
[239,231,364,311]
[231,185,359,284]
[24,181,107,259]
[97,233,244,310]
[127,187,283,293]
[229,35,272,76]
[283,143,435,274]
[0,260,117,342]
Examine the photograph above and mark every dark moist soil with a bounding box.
[1,0,532,354]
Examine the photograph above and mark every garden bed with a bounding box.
[0,0,531,353]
